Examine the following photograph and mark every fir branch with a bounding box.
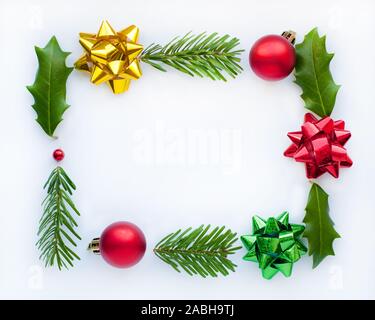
[37,166,81,270]
[154,225,241,277]
[140,32,244,81]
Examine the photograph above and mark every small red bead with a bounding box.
[53,149,65,161]
[249,34,296,81]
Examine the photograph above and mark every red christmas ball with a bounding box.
[53,149,65,161]
[249,34,296,81]
[98,221,146,268]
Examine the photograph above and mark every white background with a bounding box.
[0,0,374,299]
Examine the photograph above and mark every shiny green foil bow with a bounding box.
[241,212,307,280]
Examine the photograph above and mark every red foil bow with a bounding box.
[284,113,352,179]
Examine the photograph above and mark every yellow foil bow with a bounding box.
[75,21,143,94]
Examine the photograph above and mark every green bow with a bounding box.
[241,212,307,279]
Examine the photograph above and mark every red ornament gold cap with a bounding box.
[281,30,296,44]
[88,238,101,255]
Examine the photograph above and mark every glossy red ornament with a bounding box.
[249,34,296,81]
[53,149,65,161]
[89,221,146,268]
[284,113,352,179]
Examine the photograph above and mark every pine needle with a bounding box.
[140,32,244,81]
[36,166,81,270]
[154,225,241,277]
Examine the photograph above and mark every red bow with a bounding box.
[284,113,352,179]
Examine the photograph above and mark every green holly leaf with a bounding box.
[27,36,73,138]
[294,28,340,117]
[303,183,340,268]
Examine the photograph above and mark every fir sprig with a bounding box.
[154,225,241,277]
[37,166,81,270]
[140,32,244,81]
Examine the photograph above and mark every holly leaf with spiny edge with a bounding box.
[154,225,241,277]
[294,28,340,117]
[27,36,73,138]
[303,183,340,268]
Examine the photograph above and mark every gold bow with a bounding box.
[75,21,143,94]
